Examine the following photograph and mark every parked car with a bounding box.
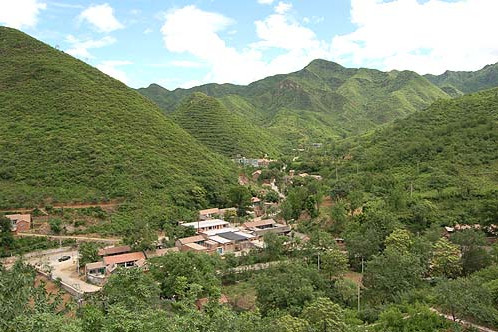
[58,255,71,262]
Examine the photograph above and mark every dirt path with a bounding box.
[17,232,121,244]
[430,308,497,332]
[0,200,123,213]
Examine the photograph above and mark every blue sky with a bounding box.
[1,0,498,89]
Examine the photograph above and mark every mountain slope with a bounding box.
[139,59,449,146]
[424,62,498,96]
[344,88,498,225]
[171,93,281,157]
[0,27,236,218]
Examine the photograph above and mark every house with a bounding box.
[175,234,208,251]
[175,227,256,255]
[252,170,262,180]
[85,261,107,285]
[103,252,146,272]
[242,218,290,237]
[199,208,220,220]
[181,219,230,233]
[98,245,131,257]
[251,197,261,206]
[5,214,31,233]
[144,247,179,259]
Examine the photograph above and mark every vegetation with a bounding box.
[0,27,238,234]
[139,59,450,148]
[171,92,282,157]
[425,62,498,95]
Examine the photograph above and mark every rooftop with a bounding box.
[85,261,105,270]
[184,242,207,251]
[182,219,229,229]
[243,219,276,229]
[199,208,219,215]
[177,235,207,245]
[103,252,145,266]
[209,235,232,244]
[202,227,240,236]
[217,232,249,242]
[98,245,131,256]
[5,214,31,223]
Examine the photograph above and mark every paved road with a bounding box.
[28,249,101,293]
[17,232,121,244]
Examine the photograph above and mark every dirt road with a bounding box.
[0,200,123,213]
[17,232,121,244]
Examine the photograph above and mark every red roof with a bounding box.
[98,245,131,256]
[103,252,145,266]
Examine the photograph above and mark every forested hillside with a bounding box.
[139,59,449,147]
[171,93,282,157]
[318,88,498,227]
[0,27,237,226]
[425,62,498,96]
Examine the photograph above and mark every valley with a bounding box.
[1,25,497,332]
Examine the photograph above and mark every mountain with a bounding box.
[425,62,498,96]
[139,59,449,147]
[0,27,237,221]
[171,92,282,157]
[347,88,498,225]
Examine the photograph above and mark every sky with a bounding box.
[1,0,498,89]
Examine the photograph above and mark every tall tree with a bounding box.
[431,238,462,278]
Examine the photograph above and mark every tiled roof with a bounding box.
[103,252,145,265]
[177,235,206,245]
[98,245,131,256]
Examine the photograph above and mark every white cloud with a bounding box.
[274,1,292,14]
[258,0,275,4]
[170,60,204,68]
[65,35,116,59]
[96,60,132,85]
[79,3,123,33]
[143,28,153,34]
[0,0,46,29]
[331,0,498,74]
[253,4,320,51]
[160,5,331,87]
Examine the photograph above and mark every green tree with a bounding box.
[363,250,424,303]
[149,251,221,299]
[301,297,348,332]
[49,218,62,234]
[124,218,157,252]
[384,228,413,254]
[255,263,326,316]
[431,238,462,278]
[321,249,348,279]
[0,216,14,251]
[271,315,310,332]
[451,229,490,275]
[78,242,99,268]
[102,268,160,311]
[263,232,286,261]
[228,186,251,216]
